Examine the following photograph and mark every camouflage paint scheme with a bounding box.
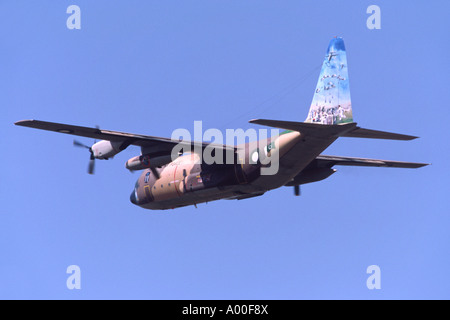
[15,38,428,210]
[130,131,301,209]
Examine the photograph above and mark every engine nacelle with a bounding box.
[126,154,173,171]
[91,140,124,159]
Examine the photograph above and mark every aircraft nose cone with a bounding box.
[130,190,137,205]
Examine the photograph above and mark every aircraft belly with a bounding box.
[141,186,240,210]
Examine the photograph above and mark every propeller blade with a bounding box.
[94,125,100,143]
[88,158,95,175]
[73,140,90,149]
[74,139,96,174]
[294,185,301,196]
[74,125,100,174]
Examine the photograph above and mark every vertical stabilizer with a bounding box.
[306,37,353,125]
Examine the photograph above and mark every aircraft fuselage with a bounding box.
[130,130,337,209]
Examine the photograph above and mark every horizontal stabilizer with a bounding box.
[250,119,418,141]
[314,155,428,168]
[342,127,418,140]
[249,119,357,137]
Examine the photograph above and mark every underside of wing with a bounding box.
[313,155,429,169]
[286,154,428,187]
[14,120,236,156]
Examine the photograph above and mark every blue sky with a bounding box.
[1,1,449,299]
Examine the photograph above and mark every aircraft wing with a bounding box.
[313,155,429,169]
[14,119,236,155]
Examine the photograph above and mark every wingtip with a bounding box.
[15,119,35,122]
[14,119,35,126]
[412,162,430,168]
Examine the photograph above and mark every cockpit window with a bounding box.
[144,171,150,183]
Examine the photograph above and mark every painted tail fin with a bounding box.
[250,38,421,141]
[306,37,353,125]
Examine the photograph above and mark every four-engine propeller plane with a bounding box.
[15,37,428,210]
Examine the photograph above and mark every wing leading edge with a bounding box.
[14,119,236,155]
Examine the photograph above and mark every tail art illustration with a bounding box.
[306,37,353,125]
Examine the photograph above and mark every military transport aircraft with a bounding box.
[15,37,428,210]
